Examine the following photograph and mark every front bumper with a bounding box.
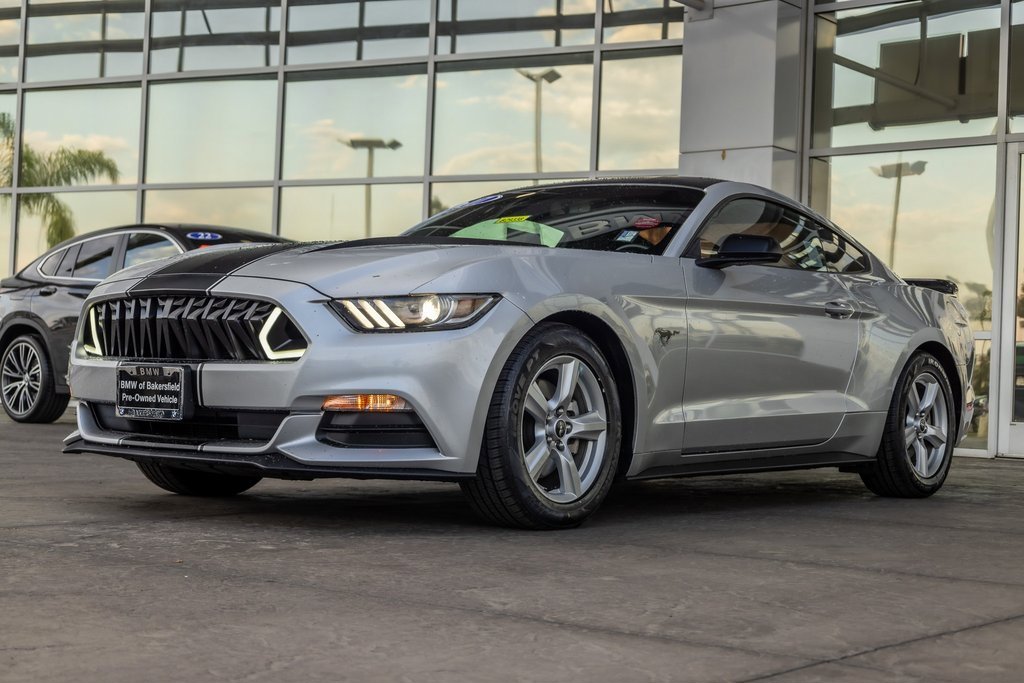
[66,276,533,477]
[62,431,474,481]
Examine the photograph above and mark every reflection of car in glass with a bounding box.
[64,179,974,529]
[0,224,290,423]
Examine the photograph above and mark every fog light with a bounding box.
[322,394,411,412]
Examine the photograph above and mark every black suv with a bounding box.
[0,224,291,423]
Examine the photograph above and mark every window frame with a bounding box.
[814,219,874,276]
[123,230,184,269]
[683,194,833,273]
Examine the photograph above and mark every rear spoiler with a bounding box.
[904,278,958,296]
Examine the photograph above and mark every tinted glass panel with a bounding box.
[15,191,136,270]
[433,57,593,175]
[1010,1,1024,132]
[279,184,423,241]
[146,79,276,182]
[0,6,20,83]
[25,2,144,82]
[72,235,119,279]
[0,93,15,187]
[692,198,827,272]
[964,338,990,448]
[817,223,869,274]
[408,184,703,255]
[21,86,141,186]
[602,0,684,44]
[287,0,429,64]
[143,187,273,233]
[812,1,1000,149]
[124,232,180,268]
[150,0,281,74]
[810,145,996,333]
[437,0,595,54]
[0,195,10,275]
[599,50,682,170]
[283,68,427,180]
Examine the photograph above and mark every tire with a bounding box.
[860,352,955,498]
[0,334,69,423]
[460,323,622,529]
[136,461,261,497]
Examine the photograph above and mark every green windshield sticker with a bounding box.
[452,219,562,247]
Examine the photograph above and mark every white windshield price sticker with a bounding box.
[116,366,185,420]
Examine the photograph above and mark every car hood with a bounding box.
[111,238,559,299]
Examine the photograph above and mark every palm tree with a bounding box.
[0,113,120,248]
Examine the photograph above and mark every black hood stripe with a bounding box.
[128,243,300,295]
[127,274,223,295]
[149,243,298,276]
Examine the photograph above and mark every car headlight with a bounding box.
[330,294,499,332]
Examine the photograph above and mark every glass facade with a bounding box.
[0,0,684,274]
[809,0,1024,453]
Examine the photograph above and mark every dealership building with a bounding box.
[0,0,1019,455]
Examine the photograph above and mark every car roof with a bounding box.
[59,223,290,244]
[494,176,726,194]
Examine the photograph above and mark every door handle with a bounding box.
[824,300,855,319]
[39,286,58,297]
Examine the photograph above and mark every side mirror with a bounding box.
[696,233,783,269]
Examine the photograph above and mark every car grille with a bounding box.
[84,296,306,362]
[92,403,288,443]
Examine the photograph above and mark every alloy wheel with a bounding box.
[519,355,608,503]
[1,341,42,418]
[904,370,949,479]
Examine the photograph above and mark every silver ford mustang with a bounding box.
[64,178,974,529]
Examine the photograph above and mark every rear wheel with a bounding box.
[860,352,955,498]
[460,323,621,529]
[0,334,69,423]
[136,461,261,497]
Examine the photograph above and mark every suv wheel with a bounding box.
[1,334,69,423]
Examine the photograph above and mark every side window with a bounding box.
[817,223,869,274]
[690,198,827,272]
[72,236,120,280]
[124,232,180,269]
[38,249,65,276]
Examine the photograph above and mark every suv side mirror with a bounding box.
[696,233,783,269]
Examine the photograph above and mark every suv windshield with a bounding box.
[405,184,704,255]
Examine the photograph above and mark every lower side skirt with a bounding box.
[62,435,474,483]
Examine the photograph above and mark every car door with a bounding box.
[32,234,123,380]
[680,196,860,453]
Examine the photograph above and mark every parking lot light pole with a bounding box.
[516,69,561,176]
[871,158,927,269]
[340,137,402,238]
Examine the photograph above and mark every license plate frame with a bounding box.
[115,365,187,421]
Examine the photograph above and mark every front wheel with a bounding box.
[460,323,621,529]
[136,461,261,497]
[860,352,955,498]
[1,334,69,423]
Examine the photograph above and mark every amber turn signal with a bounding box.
[322,394,411,412]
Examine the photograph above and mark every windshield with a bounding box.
[405,184,704,255]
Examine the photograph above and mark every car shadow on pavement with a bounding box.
[96,471,880,533]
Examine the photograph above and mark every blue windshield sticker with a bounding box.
[616,230,638,242]
[186,231,222,241]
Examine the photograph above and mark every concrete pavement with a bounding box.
[3,411,1024,682]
